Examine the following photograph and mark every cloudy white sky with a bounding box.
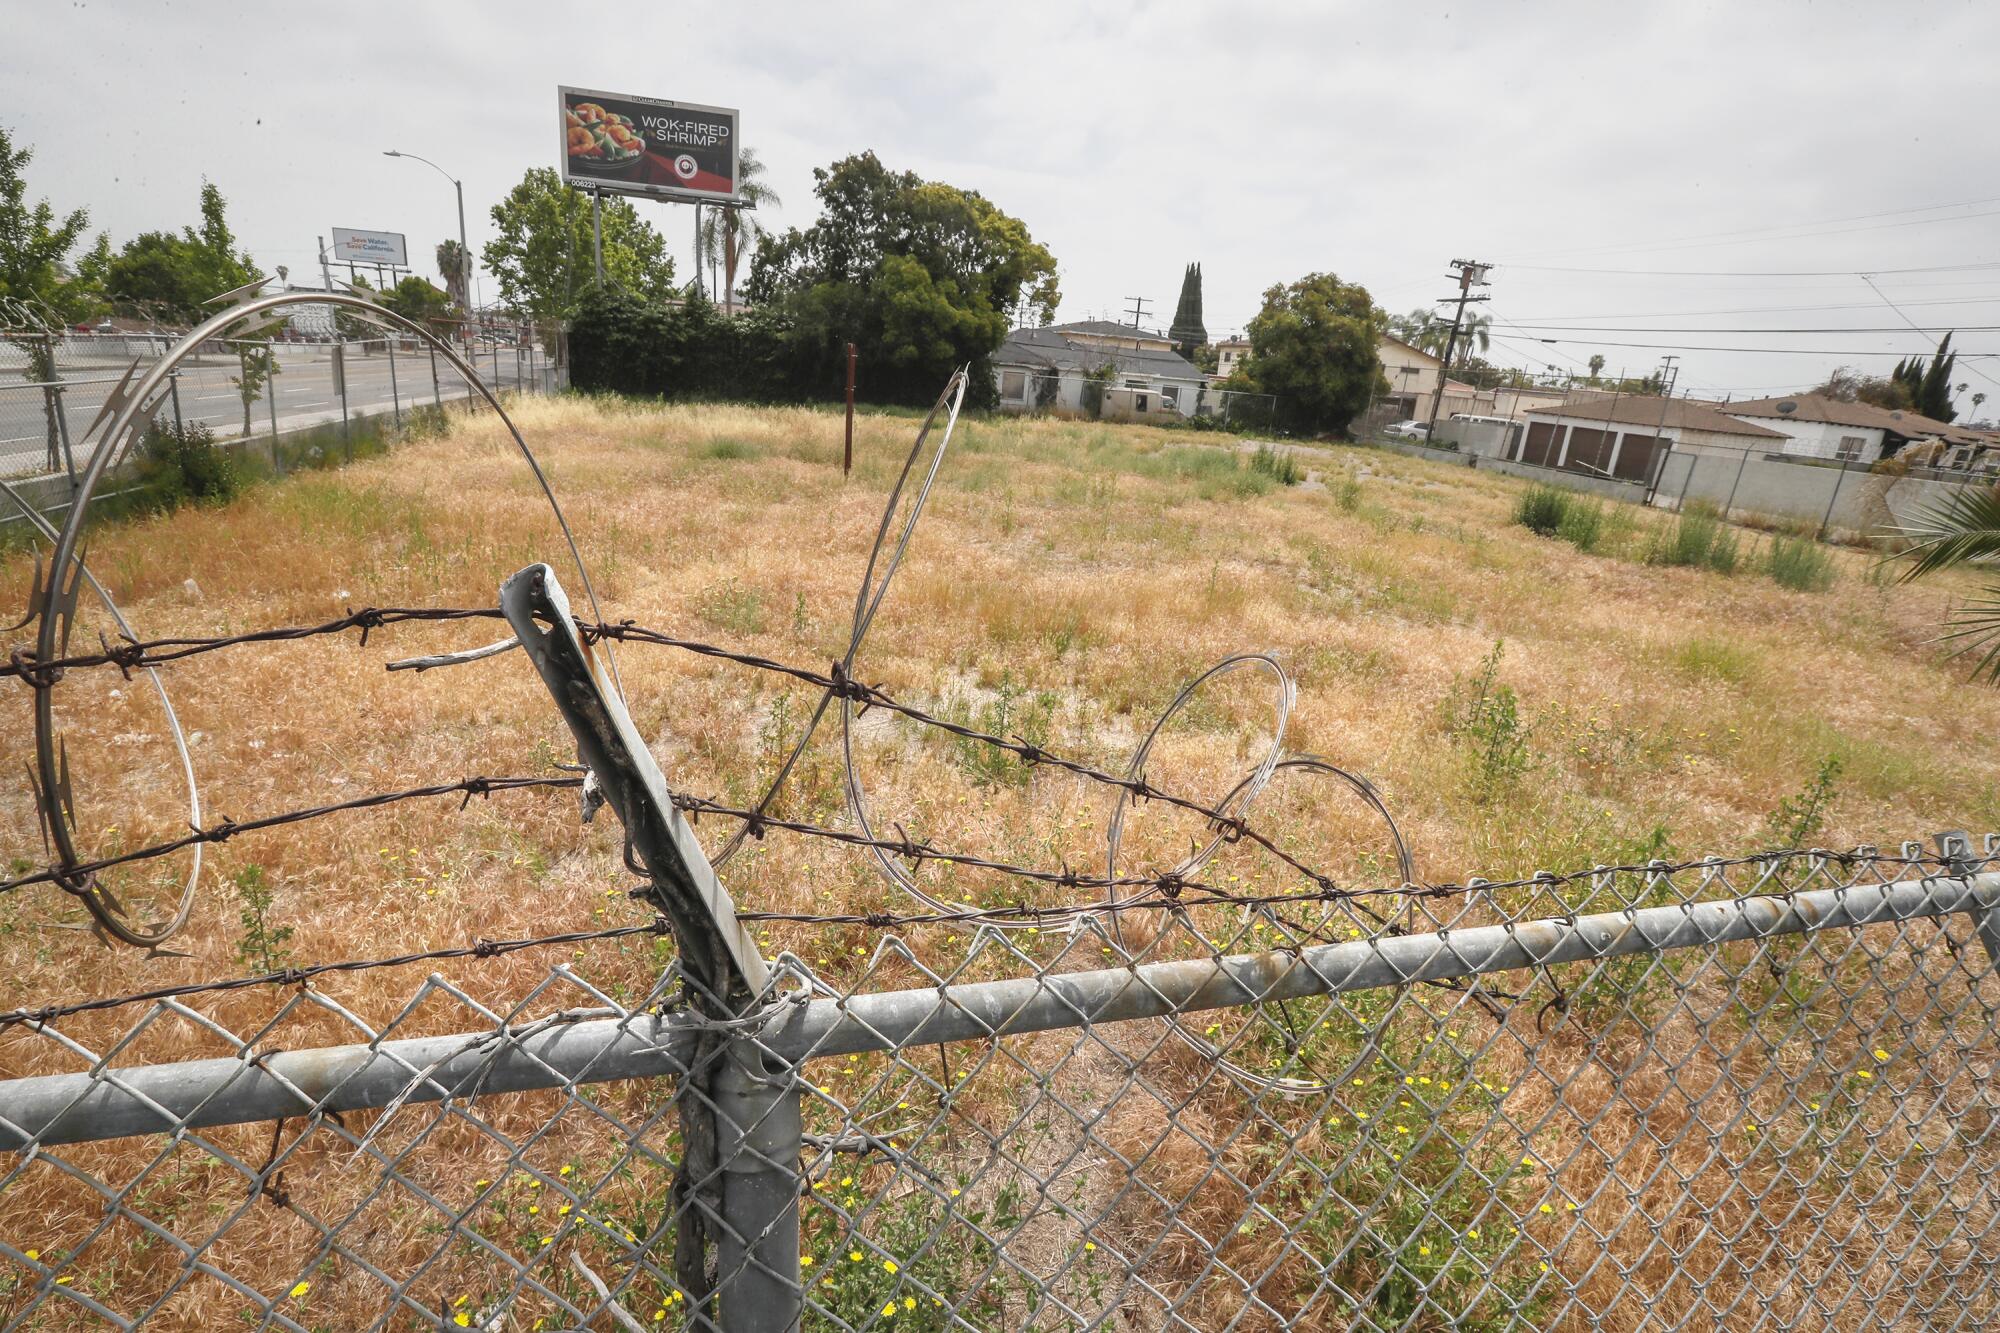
[8,1,2000,411]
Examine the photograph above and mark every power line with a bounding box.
[1500,323,2000,335]
[1497,261,2000,279]
[1858,274,2000,393]
[1508,295,2000,321]
[1499,199,2000,262]
[1507,336,1998,357]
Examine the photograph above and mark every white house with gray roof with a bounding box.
[992,322,1208,420]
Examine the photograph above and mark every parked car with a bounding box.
[1384,419,1430,439]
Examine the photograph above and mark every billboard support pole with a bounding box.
[692,202,704,299]
[591,190,604,285]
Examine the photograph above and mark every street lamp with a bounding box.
[383,149,471,319]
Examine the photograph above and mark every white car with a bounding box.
[1384,419,1430,440]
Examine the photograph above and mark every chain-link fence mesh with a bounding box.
[1,326,557,485]
[5,844,1997,1331]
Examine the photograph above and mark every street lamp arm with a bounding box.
[383,149,458,188]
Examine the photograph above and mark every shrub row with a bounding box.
[1512,483,1837,590]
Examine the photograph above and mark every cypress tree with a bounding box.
[1168,262,1207,359]
[1917,332,1957,420]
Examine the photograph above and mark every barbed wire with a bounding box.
[0,842,1965,1032]
[5,605,1338,893]
[0,774,581,897]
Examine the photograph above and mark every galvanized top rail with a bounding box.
[5,867,1992,1150]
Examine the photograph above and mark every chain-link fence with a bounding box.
[4,832,1997,1331]
[8,357,1999,1331]
[1,323,559,485]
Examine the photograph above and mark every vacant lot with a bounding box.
[2,396,1995,1330]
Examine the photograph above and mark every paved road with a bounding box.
[0,343,550,479]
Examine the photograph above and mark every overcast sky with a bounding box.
[8,1,1999,410]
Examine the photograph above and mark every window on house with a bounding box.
[1835,434,1867,461]
[1000,370,1027,400]
[1162,385,1178,405]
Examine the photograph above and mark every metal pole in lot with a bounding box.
[844,341,856,476]
[429,344,443,411]
[168,371,184,434]
[386,334,402,427]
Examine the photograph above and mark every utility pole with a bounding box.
[1424,258,1492,438]
[1123,296,1152,331]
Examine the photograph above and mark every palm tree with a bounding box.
[1457,311,1491,359]
[1894,485,2000,680]
[1588,354,1606,382]
[1974,391,1987,420]
[697,148,780,312]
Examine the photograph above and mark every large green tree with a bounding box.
[1236,272,1388,436]
[1890,334,1960,420]
[0,127,109,468]
[1168,262,1206,359]
[104,181,260,323]
[482,168,676,334]
[745,151,1058,403]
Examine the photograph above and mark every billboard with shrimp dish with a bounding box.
[558,87,738,204]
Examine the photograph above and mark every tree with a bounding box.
[105,181,259,323]
[1894,485,2000,681]
[1168,262,1206,359]
[1386,307,1437,351]
[435,239,469,310]
[1587,354,1606,381]
[695,148,781,312]
[1973,391,1987,420]
[745,151,1059,403]
[1234,272,1387,436]
[482,167,676,336]
[380,275,453,326]
[0,127,110,468]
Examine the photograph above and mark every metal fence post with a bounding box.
[334,342,352,459]
[267,364,282,474]
[386,334,402,427]
[1722,446,1750,519]
[428,344,444,411]
[169,371,185,434]
[1817,457,1852,541]
[500,563,798,1333]
[51,382,79,492]
[1936,831,2000,968]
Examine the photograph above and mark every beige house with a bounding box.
[1046,320,1175,354]
[1215,335,1253,377]
[1377,336,1442,420]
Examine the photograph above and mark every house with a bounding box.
[1514,395,1786,484]
[992,323,1208,419]
[1718,394,1981,466]
[1491,384,1570,422]
[1214,335,1252,377]
[1377,336,1442,420]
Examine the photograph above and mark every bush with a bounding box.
[1765,533,1837,592]
[140,420,242,507]
[1513,484,1569,536]
[1555,495,1604,552]
[1647,501,1737,574]
[568,285,828,405]
[1249,443,1301,485]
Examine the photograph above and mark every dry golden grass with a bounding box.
[2,395,1997,1330]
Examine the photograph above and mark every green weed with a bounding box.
[233,865,294,975]
[1765,533,1837,592]
[1512,484,1569,537]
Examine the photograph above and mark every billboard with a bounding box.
[329,227,408,268]
[558,87,738,204]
